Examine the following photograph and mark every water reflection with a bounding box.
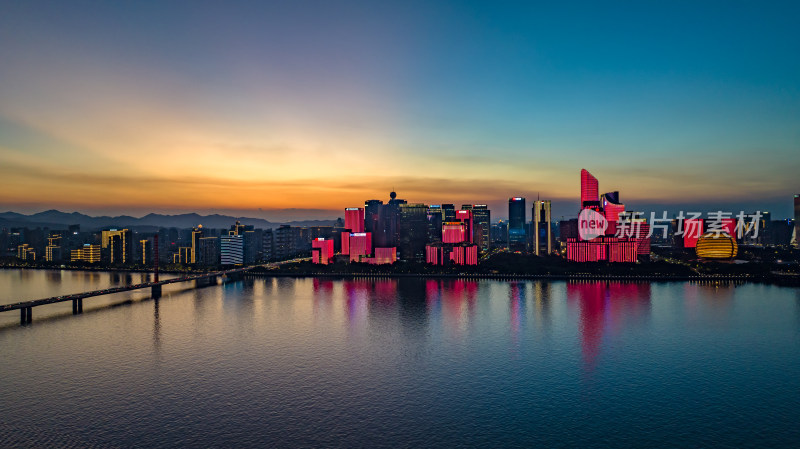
[567,281,652,374]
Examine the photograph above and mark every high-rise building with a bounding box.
[469,205,491,253]
[262,229,274,261]
[220,234,244,265]
[345,208,365,233]
[364,200,383,234]
[198,236,220,266]
[17,244,35,261]
[139,239,151,265]
[566,169,649,263]
[455,209,473,243]
[348,233,372,262]
[371,192,405,248]
[191,225,204,264]
[71,244,101,263]
[274,225,299,260]
[230,220,246,236]
[398,203,428,261]
[442,222,468,244]
[45,233,62,262]
[581,169,599,208]
[101,229,132,264]
[508,197,527,251]
[441,204,456,222]
[795,195,800,248]
[532,200,552,255]
[243,230,261,264]
[426,205,444,243]
[312,238,335,264]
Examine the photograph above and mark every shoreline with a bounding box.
[245,271,800,286]
[4,264,799,286]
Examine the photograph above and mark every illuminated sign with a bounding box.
[578,209,607,241]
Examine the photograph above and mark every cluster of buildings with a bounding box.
[310,192,493,266]
[560,169,651,262]
[3,173,799,267]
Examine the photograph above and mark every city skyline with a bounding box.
[1,1,799,220]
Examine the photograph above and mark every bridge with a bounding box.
[1,267,253,325]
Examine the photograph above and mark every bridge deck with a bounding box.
[0,267,249,313]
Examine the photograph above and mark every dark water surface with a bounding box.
[1,269,799,447]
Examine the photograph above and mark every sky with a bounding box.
[1,0,798,220]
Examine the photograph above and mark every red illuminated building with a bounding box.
[426,212,478,265]
[345,207,365,233]
[581,169,599,207]
[442,222,467,244]
[363,247,397,265]
[311,238,334,264]
[566,169,650,262]
[683,219,704,248]
[455,209,473,243]
[348,233,372,262]
[425,243,478,266]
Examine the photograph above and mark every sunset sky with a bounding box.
[1,1,798,220]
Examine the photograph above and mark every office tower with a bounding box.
[371,192,405,248]
[262,229,274,261]
[101,229,132,264]
[508,197,527,251]
[345,208,365,233]
[220,234,244,265]
[139,239,151,265]
[230,220,246,236]
[198,236,220,266]
[348,233,373,262]
[71,244,101,263]
[243,230,260,264]
[455,209,473,243]
[470,205,491,253]
[426,205,444,243]
[532,200,552,255]
[442,222,468,243]
[17,244,35,261]
[45,233,62,262]
[795,195,800,248]
[398,203,428,261]
[191,225,203,264]
[601,191,625,222]
[312,238,335,264]
[492,220,508,244]
[442,204,456,222]
[581,169,599,208]
[364,200,383,234]
[365,247,397,265]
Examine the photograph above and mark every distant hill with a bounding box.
[0,210,337,231]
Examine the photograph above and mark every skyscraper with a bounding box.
[581,169,599,208]
[508,197,527,252]
[364,200,383,234]
[795,195,800,248]
[220,234,244,265]
[191,225,203,264]
[426,205,444,243]
[532,200,552,255]
[345,208,365,233]
[398,203,428,261]
[469,205,491,253]
[101,229,132,264]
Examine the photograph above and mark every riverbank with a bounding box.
[245,270,800,286]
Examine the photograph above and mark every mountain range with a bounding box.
[0,210,337,231]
